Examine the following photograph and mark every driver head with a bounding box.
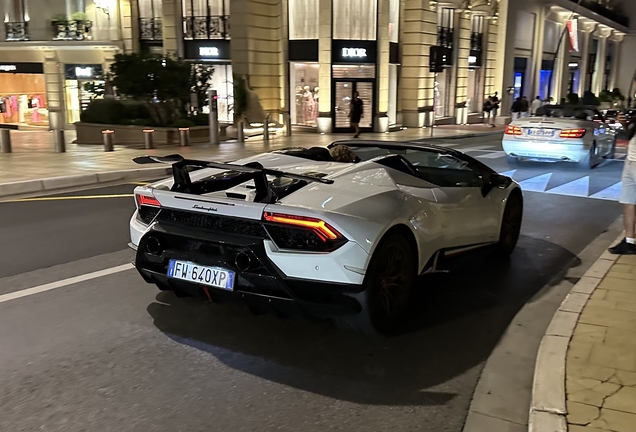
[329,145,358,163]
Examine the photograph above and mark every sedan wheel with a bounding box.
[497,191,523,256]
[335,233,416,335]
[577,142,598,170]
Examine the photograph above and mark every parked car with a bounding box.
[502,105,617,169]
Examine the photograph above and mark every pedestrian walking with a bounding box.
[531,96,542,115]
[349,91,363,138]
[484,92,499,127]
[520,96,530,118]
[609,113,636,254]
[511,97,521,120]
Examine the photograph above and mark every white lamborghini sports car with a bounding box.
[129,140,523,335]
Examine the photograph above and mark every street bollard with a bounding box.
[263,115,270,142]
[283,112,292,137]
[143,129,155,149]
[0,129,11,153]
[179,128,190,147]
[54,129,65,153]
[237,121,245,143]
[102,129,114,151]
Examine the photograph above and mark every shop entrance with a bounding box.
[333,80,373,132]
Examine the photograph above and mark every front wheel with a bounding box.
[497,191,523,256]
[335,233,416,335]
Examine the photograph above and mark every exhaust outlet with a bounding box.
[235,251,252,272]
[145,236,163,255]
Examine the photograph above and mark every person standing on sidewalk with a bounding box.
[531,96,543,115]
[609,113,636,254]
[349,91,364,138]
[511,97,521,120]
[489,92,500,127]
[520,96,530,118]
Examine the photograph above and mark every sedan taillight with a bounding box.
[559,129,586,138]
[505,125,522,135]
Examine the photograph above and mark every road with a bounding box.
[0,134,624,432]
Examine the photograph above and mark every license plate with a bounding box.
[527,128,555,137]
[167,260,235,291]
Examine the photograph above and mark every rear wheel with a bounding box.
[577,142,598,170]
[505,154,519,165]
[497,191,523,256]
[335,233,416,335]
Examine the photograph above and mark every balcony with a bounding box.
[51,20,93,41]
[437,27,453,49]
[140,17,163,41]
[183,15,230,40]
[568,0,629,27]
[470,32,483,52]
[4,22,29,41]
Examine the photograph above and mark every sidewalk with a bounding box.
[566,254,636,432]
[0,124,504,185]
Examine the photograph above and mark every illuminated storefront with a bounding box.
[64,64,104,124]
[0,62,48,127]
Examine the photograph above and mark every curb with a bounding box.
[0,167,171,198]
[528,234,623,432]
[411,130,504,142]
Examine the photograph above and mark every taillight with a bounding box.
[505,125,522,135]
[263,212,347,252]
[559,129,586,138]
[136,194,161,208]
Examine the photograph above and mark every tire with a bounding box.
[577,142,597,170]
[505,154,519,165]
[335,233,416,336]
[497,191,523,256]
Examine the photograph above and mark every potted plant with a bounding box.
[51,13,69,40]
[70,11,92,40]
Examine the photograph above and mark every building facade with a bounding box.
[3,0,632,131]
[0,0,138,129]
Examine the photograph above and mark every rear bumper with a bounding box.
[134,223,364,318]
[502,138,590,162]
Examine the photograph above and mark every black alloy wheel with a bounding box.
[497,191,523,256]
[336,233,416,335]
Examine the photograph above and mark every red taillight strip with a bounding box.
[559,128,586,138]
[263,212,343,241]
[505,125,522,135]
[136,194,161,207]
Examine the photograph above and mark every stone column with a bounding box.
[230,0,285,114]
[162,0,182,57]
[592,26,612,95]
[494,0,517,118]
[553,22,569,102]
[399,0,437,127]
[608,32,624,91]
[43,50,67,128]
[455,10,471,124]
[119,0,139,53]
[577,22,596,97]
[317,0,332,133]
[529,6,547,99]
[375,0,390,132]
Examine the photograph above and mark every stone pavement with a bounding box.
[0,125,503,184]
[566,254,636,432]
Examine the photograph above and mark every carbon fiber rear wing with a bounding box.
[133,154,333,203]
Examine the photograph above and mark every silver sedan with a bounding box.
[502,105,617,169]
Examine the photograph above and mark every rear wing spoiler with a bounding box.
[133,154,333,202]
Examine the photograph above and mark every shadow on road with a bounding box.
[146,235,578,407]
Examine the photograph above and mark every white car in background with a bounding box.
[502,105,617,169]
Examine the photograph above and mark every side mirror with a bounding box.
[482,173,513,197]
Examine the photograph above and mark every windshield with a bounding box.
[345,146,484,188]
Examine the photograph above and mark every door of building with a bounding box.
[333,80,374,133]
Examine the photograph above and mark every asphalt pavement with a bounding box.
[0,135,625,432]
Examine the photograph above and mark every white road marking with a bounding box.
[546,176,590,197]
[518,173,553,192]
[477,151,506,159]
[590,181,623,201]
[0,263,134,305]
[458,145,496,153]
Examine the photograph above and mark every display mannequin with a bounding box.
[303,86,316,125]
[31,96,41,123]
[18,95,28,123]
[312,87,319,123]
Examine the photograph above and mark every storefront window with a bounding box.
[290,63,319,126]
[539,70,552,100]
[388,64,398,124]
[0,73,47,126]
[389,0,399,43]
[197,63,233,122]
[333,0,377,40]
[64,64,105,124]
[466,68,482,113]
[289,0,318,40]
[332,65,376,79]
[182,0,230,16]
[434,69,451,118]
